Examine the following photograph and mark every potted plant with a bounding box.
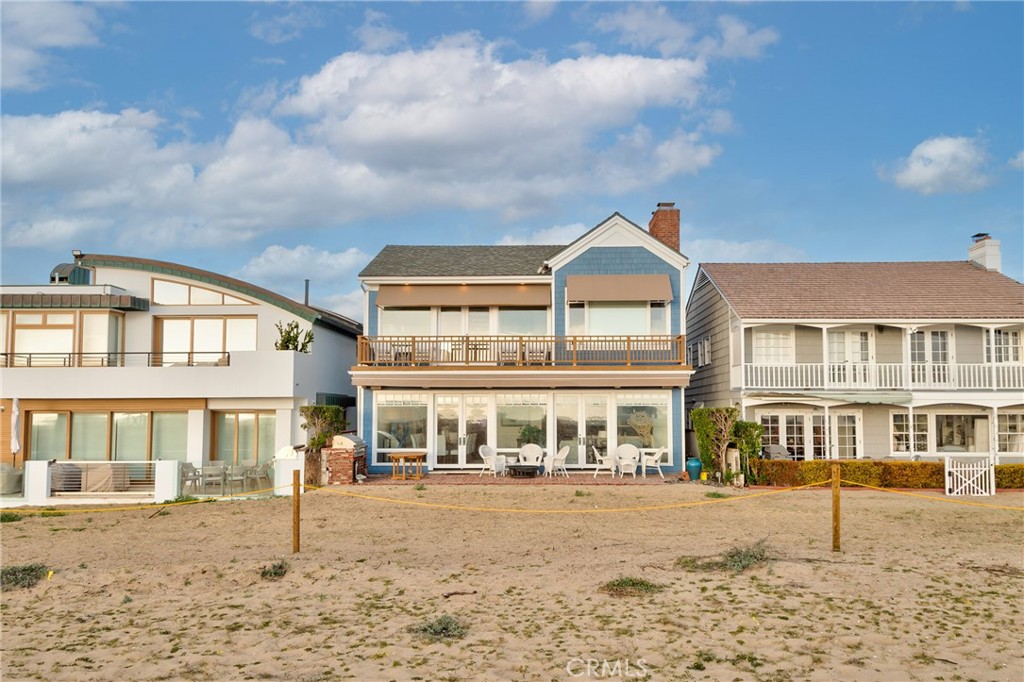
[517,424,543,446]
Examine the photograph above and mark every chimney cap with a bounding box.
[656,202,676,209]
[971,232,990,242]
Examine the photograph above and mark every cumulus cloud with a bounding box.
[233,244,369,320]
[523,1,558,23]
[3,34,729,251]
[594,5,695,57]
[1,2,104,90]
[355,10,407,52]
[882,135,992,195]
[249,5,323,44]
[498,223,588,245]
[700,15,780,60]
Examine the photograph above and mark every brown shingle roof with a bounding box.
[700,261,1024,320]
[359,245,565,278]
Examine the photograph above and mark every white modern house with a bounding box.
[1,253,360,480]
[684,235,1024,463]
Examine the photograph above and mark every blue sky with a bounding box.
[2,1,1021,320]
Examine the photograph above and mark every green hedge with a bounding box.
[749,460,1024,490]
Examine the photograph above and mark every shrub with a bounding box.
[722,540,769,573]
[408,614,468,642]
[1,564,48,590]
[0,512,23,523]
[260,560,289,581]
[274,321,313,353]
[731,420,763,482]
[598,576,664,597]
[691,407,739,475]
[996,464,1024,489]
[749,459,950,489]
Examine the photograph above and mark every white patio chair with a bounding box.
[641,447,667,479]
[519,443,543,466]
[551,446,570,477]
[616,443,640,479]
[592,446,617,478]
[180,462,201,492]
[479,445,503,477]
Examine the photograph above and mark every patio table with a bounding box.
[506,463,541,478]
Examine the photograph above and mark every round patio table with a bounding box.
[506,464,541,478]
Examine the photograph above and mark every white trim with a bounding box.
[544,214,689,272]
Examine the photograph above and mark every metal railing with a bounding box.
[357,335,687,368]
[49,460,156,494]
[1,352,230,368]
[744,362,1024,390]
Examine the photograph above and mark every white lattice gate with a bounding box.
[944,455,995,497]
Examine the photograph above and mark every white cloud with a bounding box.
[249,6,322,45]
[498,223,588,245]
[700,15,780,60]
[594,5,695,57]
[233,245,370,321]
[1008,150,1024,170]
[883,135,992,195]
[356,10,407,52]
[683,237,805,264]
[1,2,104,90]
[523,1,558,23]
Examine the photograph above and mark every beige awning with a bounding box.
[376,284,550,308]
[565,275,673,303]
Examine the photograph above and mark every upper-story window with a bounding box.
[153,278,252,306]
[497,308,547,336]
[155,316,257,365]
[987,329,1021,363]
[380,306,550,336]
[380,308,431,335]
[752,329,793,364]
[6,311,124,366]
[911,330,949,364]
[567,302,668,336]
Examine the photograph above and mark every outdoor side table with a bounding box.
[388,452,427,480]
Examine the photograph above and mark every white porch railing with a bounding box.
[744,362,1023,390]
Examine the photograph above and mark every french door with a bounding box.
[910,330,951,387]
[434,395,490,467]
[831,412,862,459]
[828,330,872,388]
[554,395,608,467]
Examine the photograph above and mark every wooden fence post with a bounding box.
[831,462,841,552]
[292,469,300,554]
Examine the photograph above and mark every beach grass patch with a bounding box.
[260,560,289,581]
[0,512,23,523]
[1,563,48,590]
[408,614,468,643]
[598,576,664,597]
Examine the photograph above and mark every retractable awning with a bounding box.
[565,275,673,303]
[376,284,550,307]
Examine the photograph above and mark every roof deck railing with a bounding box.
[357,335,687,368]
[1,352,230,368]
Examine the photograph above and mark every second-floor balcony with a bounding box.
[744,362,1024,392]
[357,335,687,368]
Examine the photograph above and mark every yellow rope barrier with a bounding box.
[838,478,1024,512]
[301,480,833,514]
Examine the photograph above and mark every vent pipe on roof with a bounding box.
[304,279,310,306]
[968,233,1001,273]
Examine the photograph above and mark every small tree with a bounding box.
[731,420,764,484]
[275,321,314,353]
[299,405,347,452]
[691,407,739,476]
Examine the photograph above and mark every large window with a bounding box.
[497,308,547,336]
[375,394,429,464]
[379,308,431,335]
[935,414,984,452]
[496,394,547,450]
[753,330,793,364]
[29,410,186,460]
[153,278,252,306]
[12,312,74,364]
[998,414,1024,453]
[616,393,669,450]
[987,329,1021,363]
[156,317,257,365]
[892,413,929,453]
[213,411,276,464]
[568,302,668,336]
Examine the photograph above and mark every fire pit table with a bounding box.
[506,463,541,478]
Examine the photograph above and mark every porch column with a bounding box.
[824,404,831,460]
[903,327,915,391]
[908,404,915,460]
[821,326,830,391]
[991,406,999,465]
[987,327,997,390]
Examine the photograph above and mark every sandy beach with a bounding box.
[2,481,1022,681]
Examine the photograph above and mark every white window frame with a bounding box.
[564,300,671,336]
[987,329,1021,364]
[752,328,794,365]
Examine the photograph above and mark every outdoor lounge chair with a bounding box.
[592,446,616,478]
[518,443,543,466]
[616,444,640,478]
[180,462,201,492]
[550,446,570,477]
[641,447,667,479]
[479,445,504,477]
[763,444,792,460]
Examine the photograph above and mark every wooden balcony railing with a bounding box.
[1,352,231,368]
[357,335,686,368]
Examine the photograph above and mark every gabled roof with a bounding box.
[699,261,1024,320]
[79,253,361,335]
[543,212,689,272]
[358,245,565,278]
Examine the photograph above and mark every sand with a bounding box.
[1,482,1022,681]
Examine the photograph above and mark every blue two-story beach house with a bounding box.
[351,203,694,474]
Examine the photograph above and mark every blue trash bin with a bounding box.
[685,458,702,482]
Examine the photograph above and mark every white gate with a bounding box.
[944,455,995,496]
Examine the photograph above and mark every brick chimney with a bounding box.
[968,233,1001,273]
[648,202,680,251]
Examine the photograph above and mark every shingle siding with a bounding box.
[685,275,737,409]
